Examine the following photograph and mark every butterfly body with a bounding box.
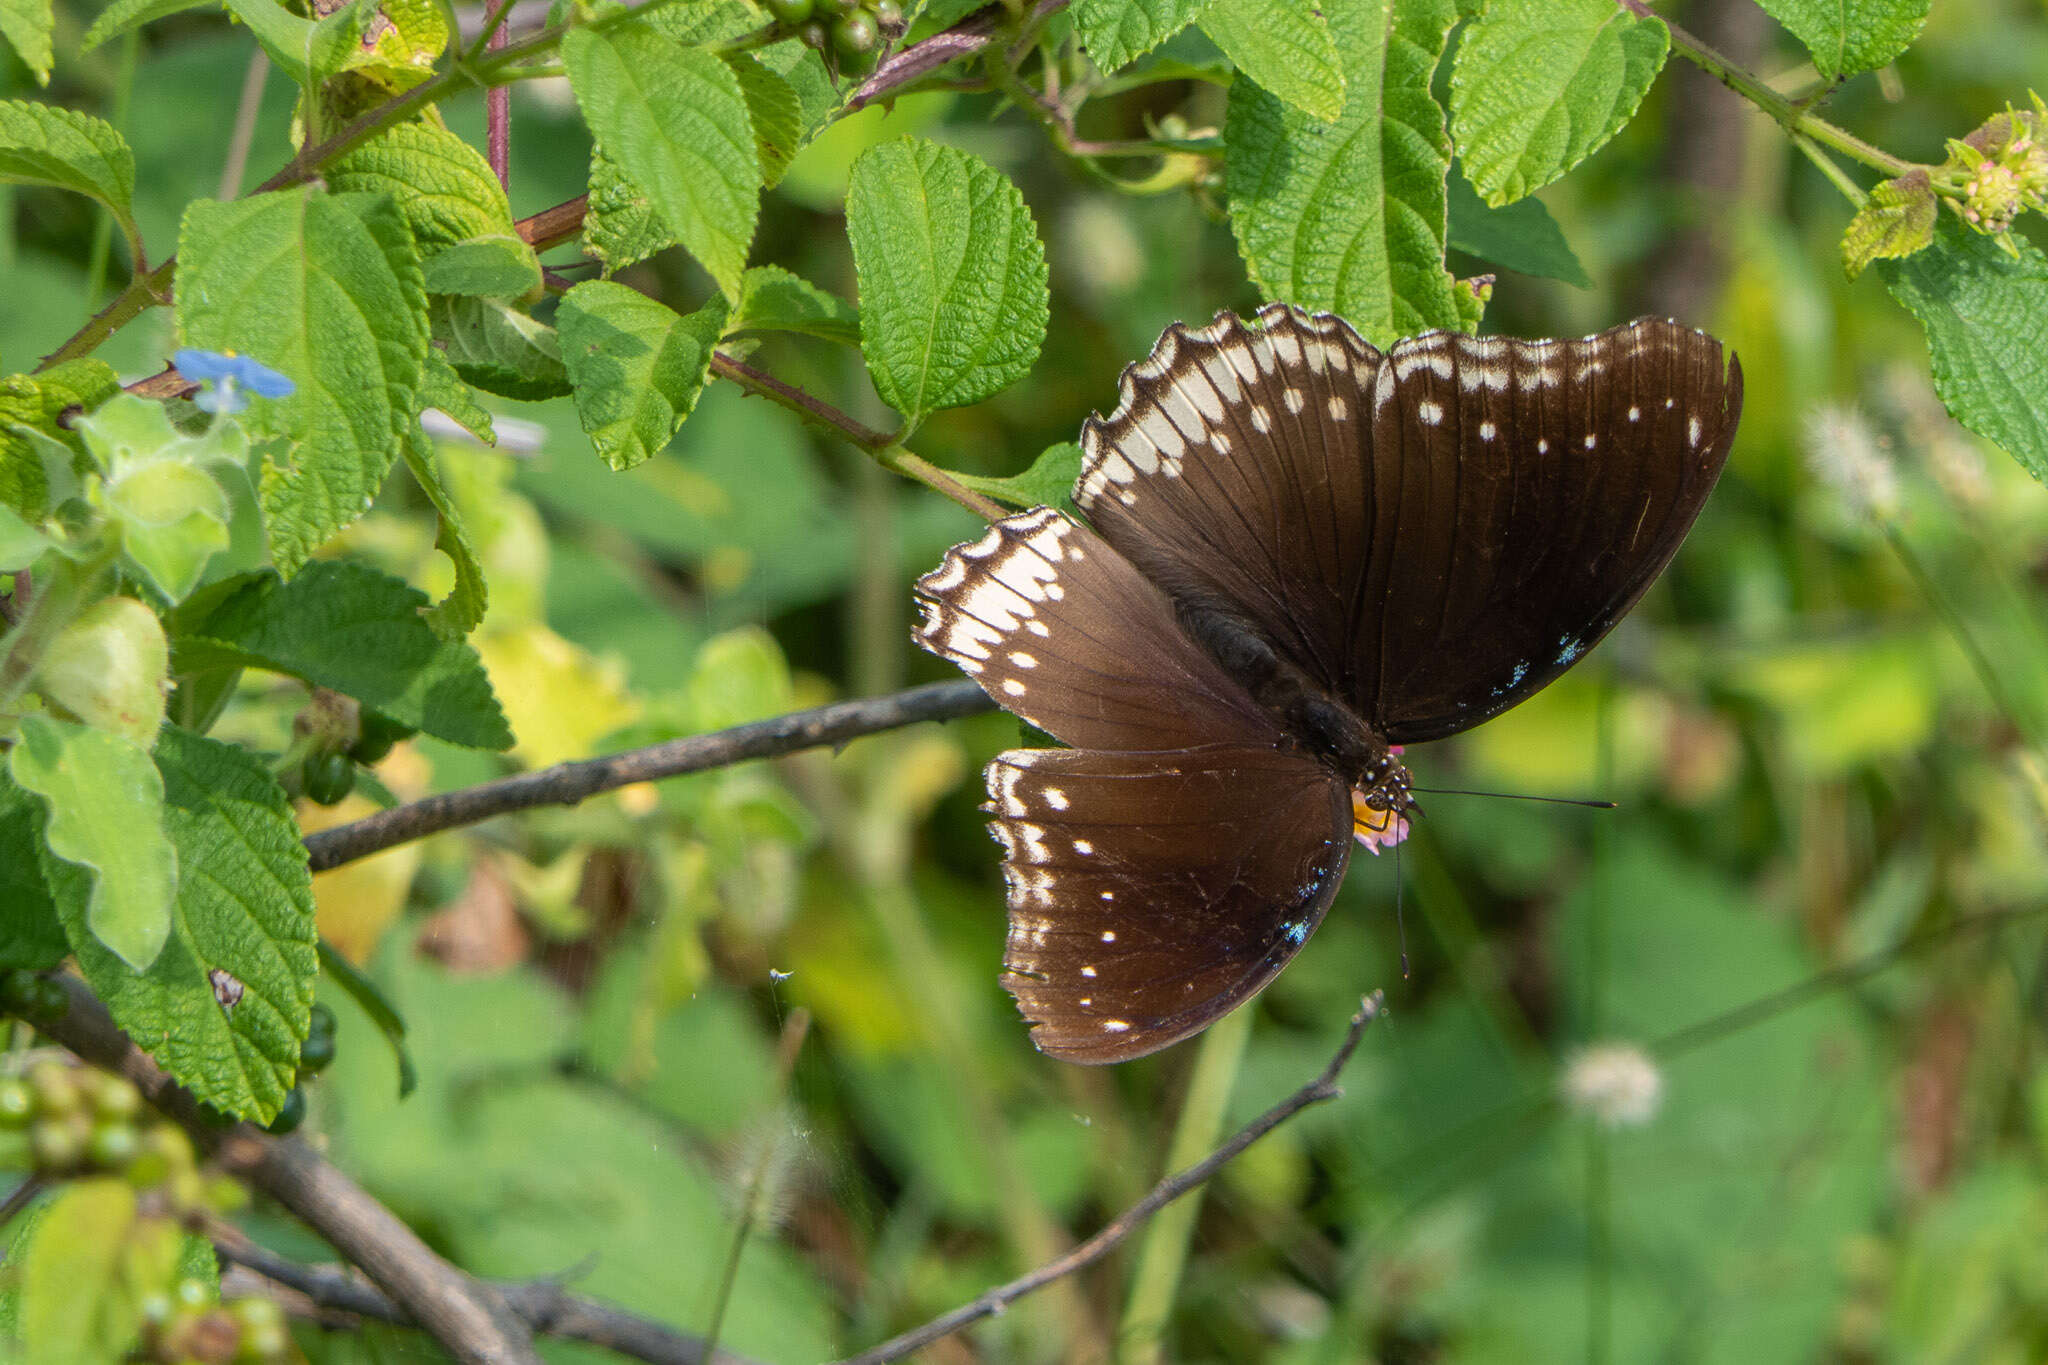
[916,306,1741,1063]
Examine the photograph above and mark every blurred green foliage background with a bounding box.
[14,2,2048,1361]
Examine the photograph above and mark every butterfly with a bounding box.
[915,306,1742,1063]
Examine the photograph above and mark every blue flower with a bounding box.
[173,348,295,413]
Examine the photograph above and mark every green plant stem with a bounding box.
[1791,132,1870,207]
[0,549,118,721]
[1116,1004,1252,1365]
[879,448,1006,522]
[1586,1123,1611,1365]
[1619,0,1916,179]
[85,31,142,308]
[702,1008,810,1360]
[1881,523,2048,751]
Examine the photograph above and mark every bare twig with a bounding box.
[212,1233,769,1365]
[709,352,897,450]
[835,992,1388,1365]
[303,680,994,872]
[38,977,543,1365]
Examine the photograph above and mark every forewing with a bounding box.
[1355,318,1742,742]
[989,746,1352,1064]
[914,507,1280,753]
[1075,305,1383,691]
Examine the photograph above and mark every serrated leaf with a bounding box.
[10,715,176,972]
[52,728,315,1122]
[177,188,429,575]
[953,440,1082,514]
[0,0,52,85]
[421,234,541,298]
[80,0,210,52]
[221,0,371,87]
[17,1180,140,1365]
[642,0,762,44]
[1754,0,1928,79]
[0,102,137,241]
[174,560,512,748]
[1226,0,1465,344]
[564,24,760,301]
[733,265,859,344]
[0,501,50,569]
[326,120,516,252]
[401,432,487,637]
[723,51,802,188]
[1200,0,1345,122]
[1071,0,1204,69]
[559,282,729,471]
[0,359,120,520]
[1449,0,1668,206]
[1881,218,2048,487]
[848,138,1049,425]
[0,770,69,971]
[419,344,495,444]
[584,142,676,275]
[338,0,447,93]
[1842,168,1936,280]
[1446,167,1590,286]
[431,294,568,400]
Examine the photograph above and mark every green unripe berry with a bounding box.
[88,1120,139,1169]
[28,1061,80,1117]
[139,1289,175,1328]
[870,0,903,28]
[832,10,878,55]
[298,1029,337,1076]
[229,1295,286,1334]
[91,1073,143,1121]
[238,1319,290,1362]
[0,969,38,1016]
[301,751,356,806]
[141,1121,197,1175]
[174,1275,218,1311]
[168,1165,207,1212]
[205,1173,250,1213]
[346,712,416,766]
[31,1116,85,1169]
[763,0,813,24]
[307,1002,337,1039]
[797,19,828,50]
[264,1087,307,1135]
[0,1078,33,1128]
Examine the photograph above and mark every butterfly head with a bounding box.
[1350,758,1413,855]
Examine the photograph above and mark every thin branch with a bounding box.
[709,352,897,450]
[304,680,994,872]
[845,2,1013,113]
[212,1233,769,1365]
[835,991,1387,1365]
[37,977,543,1365]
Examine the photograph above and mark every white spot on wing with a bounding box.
[1418,400,1444,426]
[1479,420,1496,441]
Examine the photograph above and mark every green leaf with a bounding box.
[431,294,569,400]
[17,1180,140,1365]
[559,282,730,472]
[174,560,513,748]
[564,24,760,301]
[1225,0,1465,344]
[54,728,316,1122]
[0,102,137,237]
[1842,168,1936,280]
[318,938,417,1097]
[10,715,176,972]
[401,432,487,637]
[584,144,677,275]
[1448,0,1668,206]
[952,440,1082,513]
[221,0,371,87]
[0,500,52,569]
[325,121,517,253]
[1754,0,1928,79]
[0,770,68,971]
[723,51,802,188]
[733,264,859,345]
[1446,167,1590,287]
[0,359,120,521]
[0,0,52,85]
[80,0,211,51]
[1071,0,1204,69]
[1200,0,1345,122]
[420,234,541,298]
[847,138,1049,425]
[419,344,495,444]
[177,188,430,575]
[1881,218,2048,487]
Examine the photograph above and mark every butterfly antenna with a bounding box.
[1408,786,1617,810]
[1393,802,1419,979]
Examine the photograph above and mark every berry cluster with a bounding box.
[264,1002,338,1135]
[141,1274,293,1365]
[0,1057,197,1190]
[765,0,904,78]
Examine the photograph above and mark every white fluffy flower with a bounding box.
[1562,1042,1664,1129]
